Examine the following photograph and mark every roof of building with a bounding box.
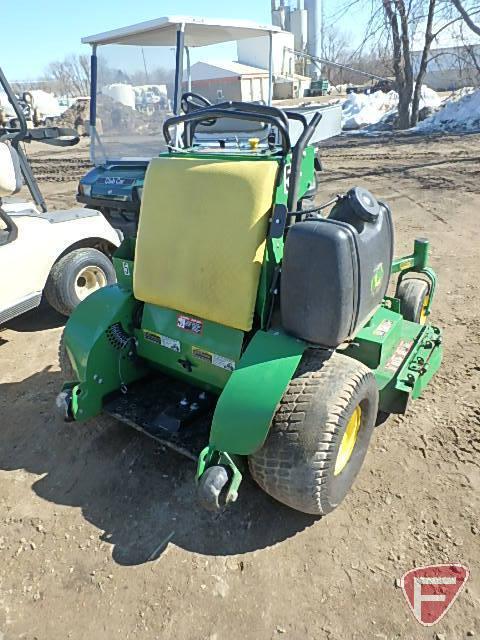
[412,21,480,52]
[82,16,283,48]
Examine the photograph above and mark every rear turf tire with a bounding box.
[45,248,115,317]
[248,350,379,515]
[396,278,430,324]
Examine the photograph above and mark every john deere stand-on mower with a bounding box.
[57,101,442,515]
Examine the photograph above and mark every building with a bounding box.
[237,31,311,99]
[412,26,480,90]
[412,44,480,90]
[273,75,311,99]
[237,31,295,78]
[187,61,270,103]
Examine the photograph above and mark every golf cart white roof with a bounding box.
[82,16,283,47]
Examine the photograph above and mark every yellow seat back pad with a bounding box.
[133,157,279,332]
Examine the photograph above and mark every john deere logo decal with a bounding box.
[371,263,385,294]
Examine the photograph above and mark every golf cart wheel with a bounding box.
[397,278,430,325]
[45,248,115,317]
[248,351,379,516]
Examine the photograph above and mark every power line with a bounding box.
[286,47,388,81]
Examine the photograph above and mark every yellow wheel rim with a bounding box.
[419,295,430,325]
[334,406,362,476]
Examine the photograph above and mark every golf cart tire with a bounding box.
[248,350,379,516]
[45,248,115,317]
[396,278,429,324]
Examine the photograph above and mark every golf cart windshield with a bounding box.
[94,44,176,161]
[83,17,279,165]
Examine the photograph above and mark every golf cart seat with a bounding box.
[133,156,278,331]
[0,142,23,198]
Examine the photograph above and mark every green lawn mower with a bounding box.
[57,101,443,515]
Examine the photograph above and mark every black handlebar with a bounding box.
[22,127,80,147]
[181,92,213,112]
[163,101,323,212]
[288,111,323,211]
[163,107,292,156]
[0,67,28,145]
[284,110,309,129]
[1,67,79,148]
[213,101,290,130]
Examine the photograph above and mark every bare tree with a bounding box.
[450,0,480,35]
[383,0,414,128]
[411,0,437,124]
[382,0,446,128]
[333,0,469,127]
[321,27,351,83]
[45,55,91,97]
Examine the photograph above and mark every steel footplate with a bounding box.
[103,376,214,461]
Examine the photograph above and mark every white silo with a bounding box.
[290,1,308,52]
[103,84,136,110]
[304,0,323,78]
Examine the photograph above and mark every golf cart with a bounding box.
[77,16,342,235]
[58,89,442,514]
[0,67,121,325]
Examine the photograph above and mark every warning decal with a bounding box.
[144,331,181,353]
[177,315,203,335]
[192,347,212,364]
[212,354,236,372]
[191,347,235,372]
[384,340,414,372]
[374,320,394,337]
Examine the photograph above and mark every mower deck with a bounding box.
[104,375,214,461]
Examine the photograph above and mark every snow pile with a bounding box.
[342,90,398,130]
[28,90,65,118]
[342,85,442,130]
[0,92,15,117]
[416,88,480,132]
[419,85,443,110]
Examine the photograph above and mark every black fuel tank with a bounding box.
[281,188,394,347]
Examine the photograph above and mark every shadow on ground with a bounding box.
[2,300,65,333]
[0,366,317,566]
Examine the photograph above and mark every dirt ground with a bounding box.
[0,133,479,640]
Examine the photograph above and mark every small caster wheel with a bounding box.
[197,465,230,512]
[55,390,74,422]
[396,278,430,325]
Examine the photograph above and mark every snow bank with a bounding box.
[28,90,65,118]
[419,85,443,110]
[342,91,398,130]
[342,85,442,130]
[0,92,15,117]
[416,88,480,133]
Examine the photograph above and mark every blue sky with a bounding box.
[2,0,366,80]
